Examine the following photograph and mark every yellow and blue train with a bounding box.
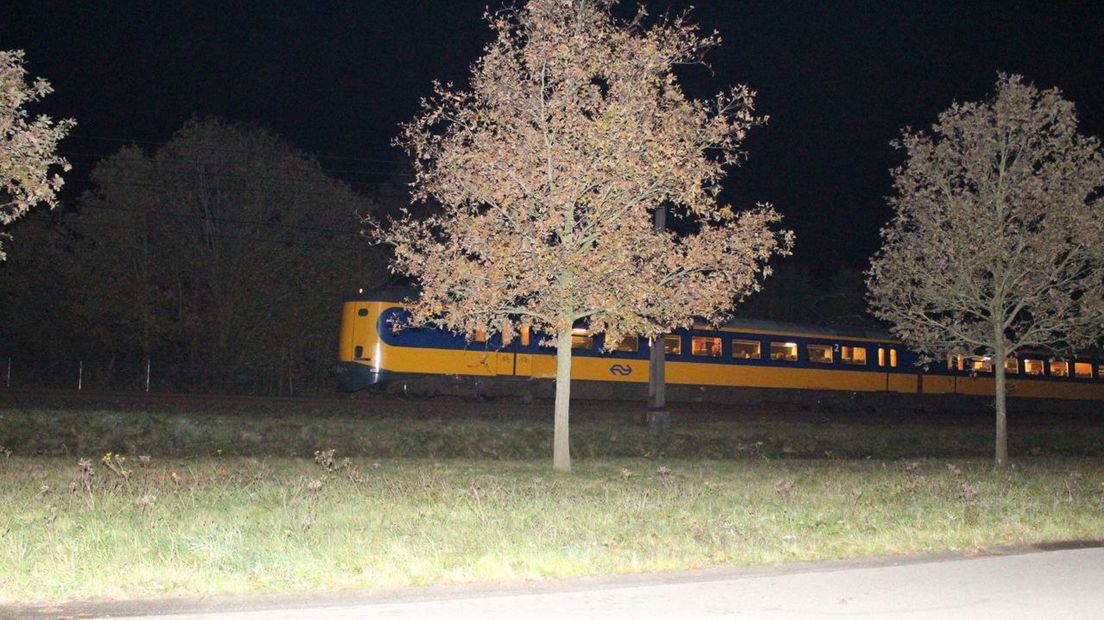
[336,288,1104,408]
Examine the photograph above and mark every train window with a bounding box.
[969,356,993,373]
[1074,362,1092,379]
[770,342,798,362]
[841,346,867,365]
[1004,358,1019,374]
[1098,364,1104,380]
[571,329,594,350]
[889,349,898,368]
[520,326,531,347]
[609,336,638,352]
[807,344,833,364]
[1049,360,1069,378]
[880,348,887,367]
[731,339,761,360]
[1023,359,1045,376]
[691,336,722,357]
[663,335,682,355]
[473,329,488,343]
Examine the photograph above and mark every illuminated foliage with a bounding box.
[0,50,74,260]
[868,75,1104,468]
[377,0,792,471]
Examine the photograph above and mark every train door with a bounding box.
[515,326,533,376]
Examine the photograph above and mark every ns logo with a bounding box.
[609,364,633,376]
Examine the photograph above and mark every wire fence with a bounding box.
[0,353,337,396]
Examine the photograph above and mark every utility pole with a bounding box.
[646,205,670,430]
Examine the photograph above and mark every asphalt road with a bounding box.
[13,545,1104,620]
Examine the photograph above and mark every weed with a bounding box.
[73,458,94,493]
[101,453,131,480]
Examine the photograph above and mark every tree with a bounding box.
[377,0,793,472]
[868,75,1104,468]
[0,50,74,260]
[75,119,383,392]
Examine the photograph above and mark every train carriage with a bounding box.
[336,288,1104,409]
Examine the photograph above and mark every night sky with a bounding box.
[7,1,1104,272]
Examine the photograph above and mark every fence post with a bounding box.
[78,360,83,391]
[145,357,151,393]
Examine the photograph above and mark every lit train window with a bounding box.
[889,349,898,368]
[1049,360,1069,378]
[770,342,798,362]
[807,344,833,364]
[609,336,638,352]
[1098,364,1104,380]
[473,329,488,343]
[691,336,722,357]
[1023,359,1045,375]
[1004,358,1019,374]
[969,356,993,373]
[663,335,682,355]
[571,329,594,350]
[1073,362,1092,379]
[841,346,867,365]
[731,339,761,360]
[520,326,530,347]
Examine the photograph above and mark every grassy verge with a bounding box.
[2,455,1103,604]
[2,406,1103,460]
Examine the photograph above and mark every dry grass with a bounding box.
[2,453,1102,604]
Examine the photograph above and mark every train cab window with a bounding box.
[1049,360,1070,378]
[691,336,722,357]
[807,344,833,364]
[1004,358,1019,374]
[609,336,638,352]
[571,329,594,350]
[1023,359,1045,376]
[1073,362,1092,379]
[841,346,867,365]
[770,342,798,362]
[731,339,761,360]
[969,356,993,373]
[663,335,682,355]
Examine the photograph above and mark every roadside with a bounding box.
[10,542,1103,620]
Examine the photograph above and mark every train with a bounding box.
[336,288,1104,411]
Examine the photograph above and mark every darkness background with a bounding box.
[3,1,1103,391]
[9,0,1103,269]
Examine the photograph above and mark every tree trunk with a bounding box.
[646,204,669,428]
[994,341,1008,469]
[553,327,573,472]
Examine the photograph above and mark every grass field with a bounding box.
[1,402,1103,604]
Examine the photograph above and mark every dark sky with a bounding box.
[7,1,1104,272]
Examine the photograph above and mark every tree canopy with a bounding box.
[0,50,74,260]
[378,0,792,471]
[868,74,1104,467]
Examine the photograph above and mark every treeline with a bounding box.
[0,119,387,394]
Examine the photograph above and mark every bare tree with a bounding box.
[868,75,1104,468]
[0,50,74,260]
[377,0,792,472]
